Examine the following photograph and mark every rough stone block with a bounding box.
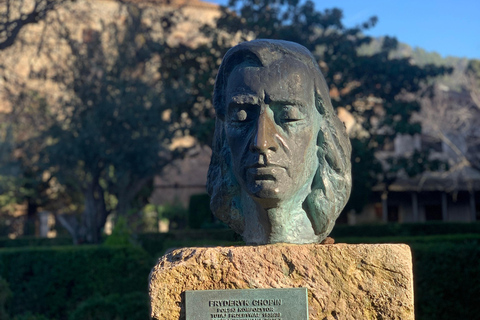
[149,243,414,319]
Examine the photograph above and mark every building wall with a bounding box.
[150,145,211,207]
[356,190,479,224]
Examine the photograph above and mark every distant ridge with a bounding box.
[103,0,218,9]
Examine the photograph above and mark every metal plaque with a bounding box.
[186,288,308,320]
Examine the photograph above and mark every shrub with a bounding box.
[188,194,212,229]
[330,222,480,238]
[158,202,188,230]
[412,242,480,320]
[0,276,11,320]
[13,313,52,320]
[104,216,136,247]
[335,233,480,245]
[0,237,72,248]
[69,292,149,320]
[137,229,240,257]
[0,246,152,320]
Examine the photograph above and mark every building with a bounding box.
[351,84,480,224]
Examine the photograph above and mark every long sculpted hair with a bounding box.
[207,39,352,241]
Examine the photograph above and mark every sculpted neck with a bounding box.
[265,205,320,244]
[240,189,321,245]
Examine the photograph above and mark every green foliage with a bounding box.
[466,59,480,78]
[16,4,197,243]
[188,194,212,229]
[157,202,188,221]
[69,292,149,320]
[137,229,239,257]
[104,216,135,247]
[336,233,480,245]
[176,0,451,213]
[344,138,382,213]
[0,125,20,215]
[13,313,52,320]
[0,225,478,319]
[386,150,445,179]
[0,276,11,320]
[0,236,72,248]
[0,91,73,236]
[0,246,152,320]
[330,221,480,238]
[157,202,189,230]
[412,242,480,320]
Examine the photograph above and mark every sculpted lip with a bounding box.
[247,162,284,169]
[246,166,284,181]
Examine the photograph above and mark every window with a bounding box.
[425,205,442,221]
[387,205,399,222]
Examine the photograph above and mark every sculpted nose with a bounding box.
[251,111,279,153]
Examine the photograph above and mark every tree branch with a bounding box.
[0,0,70,51]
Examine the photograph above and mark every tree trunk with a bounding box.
[57,177,109,244]
[115,176,151,219]
[56,214,80,244]
[23,199,38,236]
[82,178,109,244]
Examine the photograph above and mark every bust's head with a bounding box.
[207,39,351,244]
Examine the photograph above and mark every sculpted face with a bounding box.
[207,39,352,244]
[224,58,321,209]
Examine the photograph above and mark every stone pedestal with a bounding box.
[149,243,414,319]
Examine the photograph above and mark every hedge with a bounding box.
[0,246,152,320]
[69,292,149,320]
[412,242,480,320]
[143,235,480,320]
[3,222,478,250]
[0,237,73,248]
[137,229,240,257]
[335,233,480,245]
[330,221,480,238]
[188,194,213,229]
[0,228,478,320]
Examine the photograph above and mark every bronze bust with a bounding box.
[207,39,351,244]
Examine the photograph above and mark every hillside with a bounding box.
[359,37,473,91]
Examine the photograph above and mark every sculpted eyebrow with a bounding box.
[265,95,306,107]
[229,94,259,105]
[270,100,307,111]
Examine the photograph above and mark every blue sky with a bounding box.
[207,0,480,60]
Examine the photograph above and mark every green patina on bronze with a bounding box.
[207,40,352,244]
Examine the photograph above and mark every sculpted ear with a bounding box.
[303,167,330,235]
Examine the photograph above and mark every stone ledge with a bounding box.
[149,243,414,320]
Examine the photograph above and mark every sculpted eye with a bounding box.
[228,104,257,124]
[279,106,305,123]
[236,109,248,122]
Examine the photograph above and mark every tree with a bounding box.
[462,60,480,170]
[171,0,451,213]
[416,60,480,176]
[0,0,78,236]
[0,91,65,236]
[0,1,213,241]
[465,60,480,111]
[0,0,74,50]
[32,4,196,243]
[0,0,454,240]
